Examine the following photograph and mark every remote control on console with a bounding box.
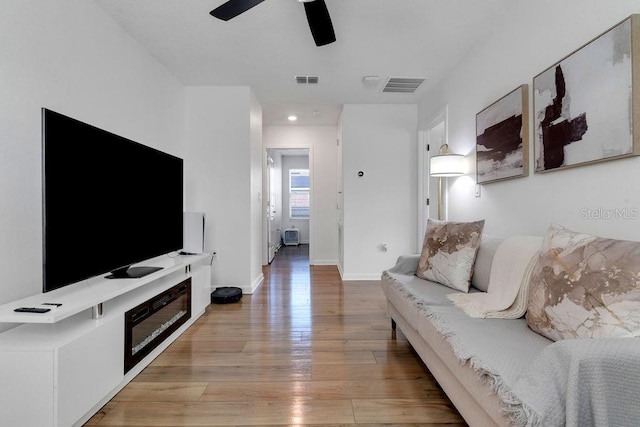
[14,307,51,313]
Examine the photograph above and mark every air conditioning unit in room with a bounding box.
[283,228,300,246]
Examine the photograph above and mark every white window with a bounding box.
[289,169,309,219]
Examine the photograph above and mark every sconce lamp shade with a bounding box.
[430,154,465,177]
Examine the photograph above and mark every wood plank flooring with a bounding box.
[86,245,465,426]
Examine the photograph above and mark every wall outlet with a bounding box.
[211,251,219,261]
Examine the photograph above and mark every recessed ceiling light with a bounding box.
[288,115,298,121]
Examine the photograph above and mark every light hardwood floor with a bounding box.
[86,245,465,426]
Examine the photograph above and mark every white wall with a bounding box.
[249,92,264,290]
[341,104,418,279]
[263,126,339,265]
[185,87,264,294]
[0,0,184,331]
[419,1,640,242]
[281,155,310,243]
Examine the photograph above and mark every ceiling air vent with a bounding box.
[382,77,426,93]
[295,75,319,84]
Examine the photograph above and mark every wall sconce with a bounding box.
[429,144,465,220]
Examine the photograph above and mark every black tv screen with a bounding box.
[42,109,183,293]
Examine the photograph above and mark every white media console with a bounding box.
[0,253,211,427]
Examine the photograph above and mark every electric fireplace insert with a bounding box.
[124,279,191,373]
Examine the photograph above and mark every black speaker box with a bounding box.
[211,286,242,304]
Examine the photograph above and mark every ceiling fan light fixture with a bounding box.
[210,0,335,47]
[210,0,266,21]
[303,0,336,46]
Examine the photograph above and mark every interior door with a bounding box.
[267,155,278,263]
[419,108,448,250]
[427,121,445,220]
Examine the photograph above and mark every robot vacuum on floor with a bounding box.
[211,286,243,304]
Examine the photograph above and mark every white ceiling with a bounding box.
[93,0,513,126]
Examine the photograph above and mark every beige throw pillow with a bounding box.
[416,219,484,292]
[526,224,640,341]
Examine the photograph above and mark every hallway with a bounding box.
[86,245,464,426]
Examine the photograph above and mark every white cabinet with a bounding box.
[0,254,211,427]
[0,315,123,427]
[190,262,212,315]
[0,350,54,426]
[58,316,123,426]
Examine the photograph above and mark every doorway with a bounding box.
[418,107,448,251]
[264,148,311,265]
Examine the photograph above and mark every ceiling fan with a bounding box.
[210,0,336,47]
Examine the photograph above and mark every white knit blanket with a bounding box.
[512,337,640,426]
[447,236,542,319]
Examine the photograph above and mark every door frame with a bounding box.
[418,106,448,252]
[262,146,314,265]
[265,153,277,263]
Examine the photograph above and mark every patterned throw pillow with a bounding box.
[416,219,485,292]
[526,224,640,341]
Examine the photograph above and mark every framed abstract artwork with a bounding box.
[533,15,640,173]
[476,84,529,184]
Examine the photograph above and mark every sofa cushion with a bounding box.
[416,219,485,292]
[526,224,640,341]
[471,235,503,292]
[381,270,477,330]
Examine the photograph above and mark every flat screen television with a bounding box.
[42,108,184,293]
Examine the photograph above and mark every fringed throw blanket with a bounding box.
[447,236,542,319]
[382,238,640,426]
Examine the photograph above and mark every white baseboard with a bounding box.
[243,272,264,294]
[340,273,382,281]
[311,259,338,266]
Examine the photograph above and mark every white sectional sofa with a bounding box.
[381,235,640,426]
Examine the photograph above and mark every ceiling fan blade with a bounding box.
[303,0,336,46]
[210,0,266,21]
